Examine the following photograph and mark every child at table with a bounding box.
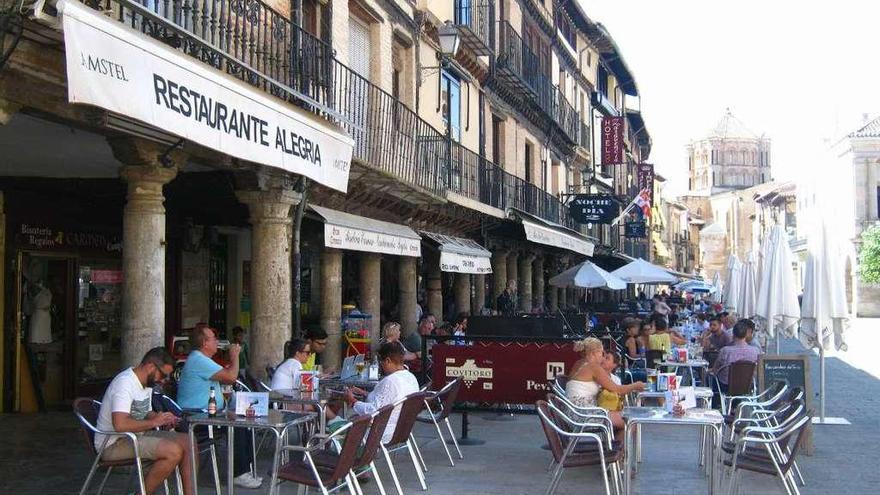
[597,351,625,412]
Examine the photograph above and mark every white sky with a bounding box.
[578,0,880,197]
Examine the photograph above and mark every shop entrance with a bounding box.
[13,251,122,411]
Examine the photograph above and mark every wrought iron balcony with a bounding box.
[453,0,493,56]
[75,0,573,225]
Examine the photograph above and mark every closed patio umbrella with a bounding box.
[549,261,627,290]
[674,280,716,294]
[738,251,758,318]
[755,225,801,353]
[722,255,742,313]
[800,219,851,423]
[711,272,724,304]
[610,258,678,284]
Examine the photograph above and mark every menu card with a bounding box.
[234,392,270,417]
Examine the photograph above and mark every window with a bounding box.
[597,65,609,97]
[441,70,461,142]
[348,16,372,79]
[525,142,534,184]
[492,116,504,166]
[555,9,576,49]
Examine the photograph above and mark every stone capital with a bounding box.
[236,188,302,224]
[119,163,177,216]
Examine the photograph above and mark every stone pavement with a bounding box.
[2,331,879,495]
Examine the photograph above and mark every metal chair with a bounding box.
[73,398,179,495]
[379,391,433,495]
[711,360,758,415]
[274,413,373,495]
[415,378,463,467]
[536,400,622,495]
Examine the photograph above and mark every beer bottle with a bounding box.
[208,386,217,417]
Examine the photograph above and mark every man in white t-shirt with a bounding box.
[95,347,194,495]
[271,339,311,390]
[342,342,419,443]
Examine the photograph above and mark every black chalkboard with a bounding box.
[758,355,808,392]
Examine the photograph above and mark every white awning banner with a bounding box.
[440,251,493,274]
[59,0,353,193]
[522,219,595,256]
[312,205,421,257]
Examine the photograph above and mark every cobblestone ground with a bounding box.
[3,323,879,494]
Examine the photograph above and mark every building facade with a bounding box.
[0,0,649,411]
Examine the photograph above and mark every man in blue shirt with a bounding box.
[178,324,261,488]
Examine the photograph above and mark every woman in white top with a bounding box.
[375,322,418,362]
[270,339,311,390]
[566,337,645,437]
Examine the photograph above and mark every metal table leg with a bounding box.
[227,426,235,495]
[624,421,633,495]
[189,424,200,495]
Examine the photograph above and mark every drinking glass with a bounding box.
[221,384,234,410]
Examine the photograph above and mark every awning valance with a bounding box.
[310,205,421,257]
[421,231,492,274]
[509,209,595,256]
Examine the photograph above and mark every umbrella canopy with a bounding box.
[800,220,849,351]
[549,261,626,290]
[737,251,758,318]
[722,255,742,312]
[674,280,716,294]
[755,225,801,339]
[611,258,678,284]
[711,272,724,303]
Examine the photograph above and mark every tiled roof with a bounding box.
[709,108,758,139]
[849,116,880,138]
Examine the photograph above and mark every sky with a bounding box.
[578,0,880,197]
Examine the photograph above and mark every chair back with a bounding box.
[266,365,276,380]
[73,397,101,456]
[645,350,665,370]
[235,379,252,392]
[727,360,756,396]
[386,391,432,446]
[354,404,395,469]
[324,413,372,484]
[536,400,566,463]
[432,378,462,421]
[154,393,184,416]
[776,412,813,472]
[785,386,804,403]
[554,375,569,393]
[702,350,720,368]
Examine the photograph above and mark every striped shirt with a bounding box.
[714,342,760,385]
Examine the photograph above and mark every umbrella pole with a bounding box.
[819,343,826,422]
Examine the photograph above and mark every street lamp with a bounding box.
[438,21,461,59]
[434,20,461,190]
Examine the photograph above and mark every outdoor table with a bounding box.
[270,388,334,433]
[187,409,316,495]
[623,406,723,495]
[636,387,713,408]
[657,359,710,386]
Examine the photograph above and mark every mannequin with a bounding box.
[29,281,53,344]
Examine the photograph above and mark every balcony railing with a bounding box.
[496,21,579,144]
[77,0,574,225]
[454,0,492,56]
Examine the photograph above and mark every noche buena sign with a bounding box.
[569,194,620,225]
[59,0,353,193]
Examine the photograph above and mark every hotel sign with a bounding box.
[601,116,625,165]
[59,0,353,193]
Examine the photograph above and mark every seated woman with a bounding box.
[270,339,310,391]
[620,320,647,383]
[566,337,645,440]
[648,314,686,353]
[375,321,418,362]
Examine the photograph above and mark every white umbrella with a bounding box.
[674,280,716,294]
[549,261,627,290]
[711,272,724,303]
[738,251,758,318]
[800,219,850,423]
[755,225,801,353]
[723,255,742,313]
[611,258,678,284]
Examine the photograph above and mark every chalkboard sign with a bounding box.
[758,354,814,454]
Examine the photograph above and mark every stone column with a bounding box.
[237,187,301,379]
[472,274,486,315]
[559,287,568,310]
[869,160,878,221]
[454,273,471,316]
[426,251,443,321]
[533,257,545,311]
[506,251,519,289]
[518,255,534,312]
[318,248,343,370]
[491,251,508,309]
[548,283,559,312]
[359,253,381,343]
[399,256,418,336]
[111,138,179,367]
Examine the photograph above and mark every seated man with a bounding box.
[711,319,761,395]
[96,347,194,495]
[701,315,732,351]
[178,325,261,489]
[341,342,420,443]
[303,327,335,374]
[271,339,310,390]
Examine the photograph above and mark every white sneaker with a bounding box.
[233,473,263,489]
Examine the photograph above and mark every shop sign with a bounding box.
[522,219,594,256]
[60,0,354,193]
[601,116,625,165]
[569,194,620,225]
[439,251,492,274]
[18,224,122,253]
[324,224,421,257]
[625,221,647,238]
[637,163,655,204]
[431,342,581,403]
[91,269,123,284]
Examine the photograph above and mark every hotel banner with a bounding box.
[601,116,625,165]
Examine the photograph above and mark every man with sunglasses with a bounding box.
[303,327,336,374]
[95,347,195,495]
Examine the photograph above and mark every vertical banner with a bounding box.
[637,163,655,203]
[601,116,625,166]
